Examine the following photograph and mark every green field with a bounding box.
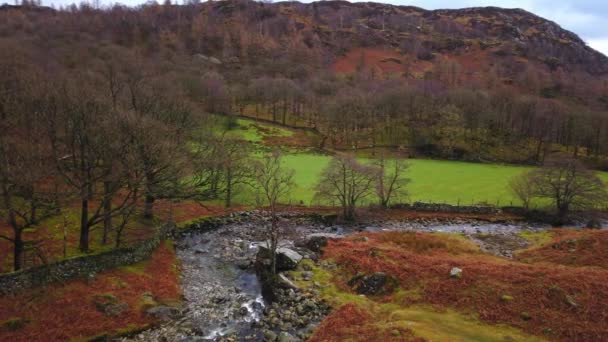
[211,115,608,208]
[281,153,532,206]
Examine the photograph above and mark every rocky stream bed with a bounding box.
[125,212,555,342]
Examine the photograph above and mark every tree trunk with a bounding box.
[557,203,569,225]
[30,199,37,224]
[13,229,23,271]
[79,198,89,252]
[270,215,278,277]
[144,194,155,219]
[225,168,232,208]
[102,180,112,245]
[115,227,123,248]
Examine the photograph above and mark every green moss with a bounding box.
[119,261,148,276]
[518,230,555,249]
[382,306,544,342]
[501,295,514,302]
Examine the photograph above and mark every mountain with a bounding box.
[2,0,608,164]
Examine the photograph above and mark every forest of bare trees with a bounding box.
[0,1,607,166]
[2,0,608,271]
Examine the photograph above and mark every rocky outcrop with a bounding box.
[348,272,397,295]
[295,233,343,255]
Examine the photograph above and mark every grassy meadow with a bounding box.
[214,116,542,207]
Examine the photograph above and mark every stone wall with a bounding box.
[0,215,230,296]
[390,202,502,214]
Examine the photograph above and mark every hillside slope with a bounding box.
[2,0,608,163]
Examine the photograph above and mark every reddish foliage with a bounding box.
[332,48,409,75]
[153,200,239,223]
[517,229,608,269]
[309,303,423,342]
[323,232,608,341]
[0,242,180,342]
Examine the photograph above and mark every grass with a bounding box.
[278,153,533,206]
[208,115,608,208]
[220,117,293,143]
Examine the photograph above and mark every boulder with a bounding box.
[277,248,303,270]
[257,246,303,271]
[93,294,128,317]
[348,272,396,295]
[450,267,463,279]
[296,233,342,254]
[145,305,181,320]
[278,273,300,290]
[140,292,158,311]
[193,54,222,65]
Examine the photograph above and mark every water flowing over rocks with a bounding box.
[124,212,330,342]
[125,211,550,342]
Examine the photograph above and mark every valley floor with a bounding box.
[1,208,596,342]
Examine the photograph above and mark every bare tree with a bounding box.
[0,64,56,270]
[192,131,252,207]
[315,155,378,220]
[375,156,410,208]
[529,157,607,223]
[252,151,294,278]
[509,171,535,210]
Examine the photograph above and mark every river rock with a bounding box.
[257,246,303,271]
[264,329,278,341]
[277,248,303,270]
[278,273,300,290]
[278,331,299,342]
[296,233,343,254]
[146,305,181,320]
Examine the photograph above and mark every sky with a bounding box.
[27,0,608,55]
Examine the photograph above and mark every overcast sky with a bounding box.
[27,0,608,56]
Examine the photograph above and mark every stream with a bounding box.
[127,212,562,342]
[177,233,265,340]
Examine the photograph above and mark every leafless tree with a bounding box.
[192,132,253,208]
[315,155,378,220]
[509,171,535,210]
[529,157,608,222]
[251,151,294,278]
[0,72,53,270]
[375,156,410,208]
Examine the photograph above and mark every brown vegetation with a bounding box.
[321,231,608,340]
[0,241,180,342]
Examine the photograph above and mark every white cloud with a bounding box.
[587,38,608,57]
